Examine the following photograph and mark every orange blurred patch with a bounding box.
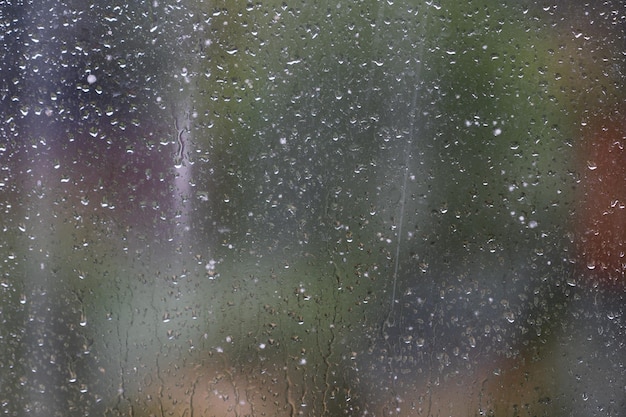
[575,115,626,287]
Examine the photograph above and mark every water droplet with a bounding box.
[504,311,515,323]
[469,336,476,348]
[69,368,77,383]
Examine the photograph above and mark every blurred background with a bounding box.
[1,1,624,416]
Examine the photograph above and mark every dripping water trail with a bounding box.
[383,88,419,335]
[381,6,429,342]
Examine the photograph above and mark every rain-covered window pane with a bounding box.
[1,1,624,416]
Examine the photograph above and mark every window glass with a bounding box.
[1,1,624,416]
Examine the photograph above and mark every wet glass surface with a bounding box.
[1,1,625,416]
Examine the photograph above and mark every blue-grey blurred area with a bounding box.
[1,1,624,416]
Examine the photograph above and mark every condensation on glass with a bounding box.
[1,1,624,416]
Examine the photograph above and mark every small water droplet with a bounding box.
[469,336,476,348]
[69,368,77,383]
[504,311,515,323]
